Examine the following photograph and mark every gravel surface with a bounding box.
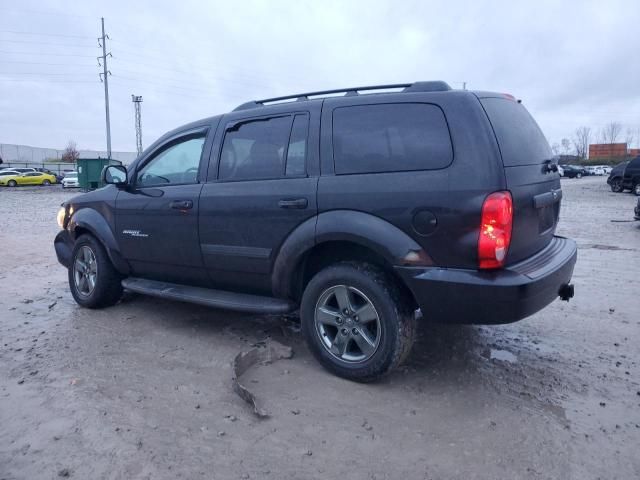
[0,179,639,480]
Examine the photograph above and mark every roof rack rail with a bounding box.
[233,81,452,111]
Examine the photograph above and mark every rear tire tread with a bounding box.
[301,261,416,383]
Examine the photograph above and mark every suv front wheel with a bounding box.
[301,262,416,382]
[69,234,123,308]
[610,179,623,192]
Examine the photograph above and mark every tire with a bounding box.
[42,179,51,186]
[610,179,623,193]
[300,262,416,382]
[68,234,123,308]
[8,180,17,187]
[634,183,640,196]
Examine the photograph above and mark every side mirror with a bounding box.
[102,165,128,186]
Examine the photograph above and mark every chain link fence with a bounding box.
[0,143,136,165]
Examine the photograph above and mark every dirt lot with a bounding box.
[0,177,639,480]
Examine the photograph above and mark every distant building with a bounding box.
[629,148,640,157]
[588,143,628,160]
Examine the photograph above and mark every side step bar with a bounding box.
[121,278,295,314]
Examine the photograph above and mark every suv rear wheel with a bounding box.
[301,262,415,382]
[69,234,123,308]
[634,183,640,196]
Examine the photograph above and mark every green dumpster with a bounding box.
[76,158,122,191]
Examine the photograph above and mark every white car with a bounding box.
[61,172,79,189]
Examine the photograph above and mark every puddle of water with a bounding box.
[490,349,518,363]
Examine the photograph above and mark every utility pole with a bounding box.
[462,82,467,90]
[131,95,143,156]
[98,17,112,159]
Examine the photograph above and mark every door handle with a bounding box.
[278,198,308,209]
[169,200,193,210]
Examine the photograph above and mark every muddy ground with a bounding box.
[0,177,639,480]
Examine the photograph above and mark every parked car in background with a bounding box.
[61,171,80,189]
[0,170,21,178]
[557,165,564,177]
[0,167,37,174]
[602,166,613,175]
[621,156,640,195]
[585,166,605,176]
[607,161,630,192]
[560,165,586,178]
[0,171,57,187]
[36,168,64,183]
[54,81,577,381]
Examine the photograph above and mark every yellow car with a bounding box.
[0,172,58,187]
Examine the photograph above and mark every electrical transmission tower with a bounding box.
[97,17,112,159]
[131,95,143,156]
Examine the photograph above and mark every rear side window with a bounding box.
[332,103,452,175]
[220,116,295,181]
[481,98,551,167]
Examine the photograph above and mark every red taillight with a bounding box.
[478,191,513,269]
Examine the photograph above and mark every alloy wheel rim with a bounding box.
[73,246,98,297]
[314,285,381,363]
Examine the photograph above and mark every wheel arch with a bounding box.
[271,210,432,304]
[68,208,130,275]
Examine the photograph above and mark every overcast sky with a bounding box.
[1,0,639,153]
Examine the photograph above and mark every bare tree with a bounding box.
[572,126,591,159]
[624,128,634,151]
[61,140,80,163]
[551,142,561,156]
[600,122,623,145]
[561,138,571,155]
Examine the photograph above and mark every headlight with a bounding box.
[57,206,67,229]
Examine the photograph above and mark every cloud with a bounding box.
[1,0,639,151]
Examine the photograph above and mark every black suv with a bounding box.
[54,81,577,381]
[607,157,640,195]
[560,164,587,179]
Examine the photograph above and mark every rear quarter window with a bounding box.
[332,103,453,175]
[480,97,552,167]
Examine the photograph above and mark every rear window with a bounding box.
[481,97,551,167]
[332,103,453,175]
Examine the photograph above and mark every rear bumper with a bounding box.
[54,230,73,268]
[395,236,577,324]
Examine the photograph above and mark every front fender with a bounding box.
[68,208,130,275]
[271,210,432,299]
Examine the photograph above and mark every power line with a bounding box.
[0,39,95,48]
[0,78,98,84]
[1,8,94,19]
[0,60,95,67]
[0,72,96,76]
[0,50,96,58]
[0,30,93,39]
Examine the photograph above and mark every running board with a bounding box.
[121,278,295,314]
